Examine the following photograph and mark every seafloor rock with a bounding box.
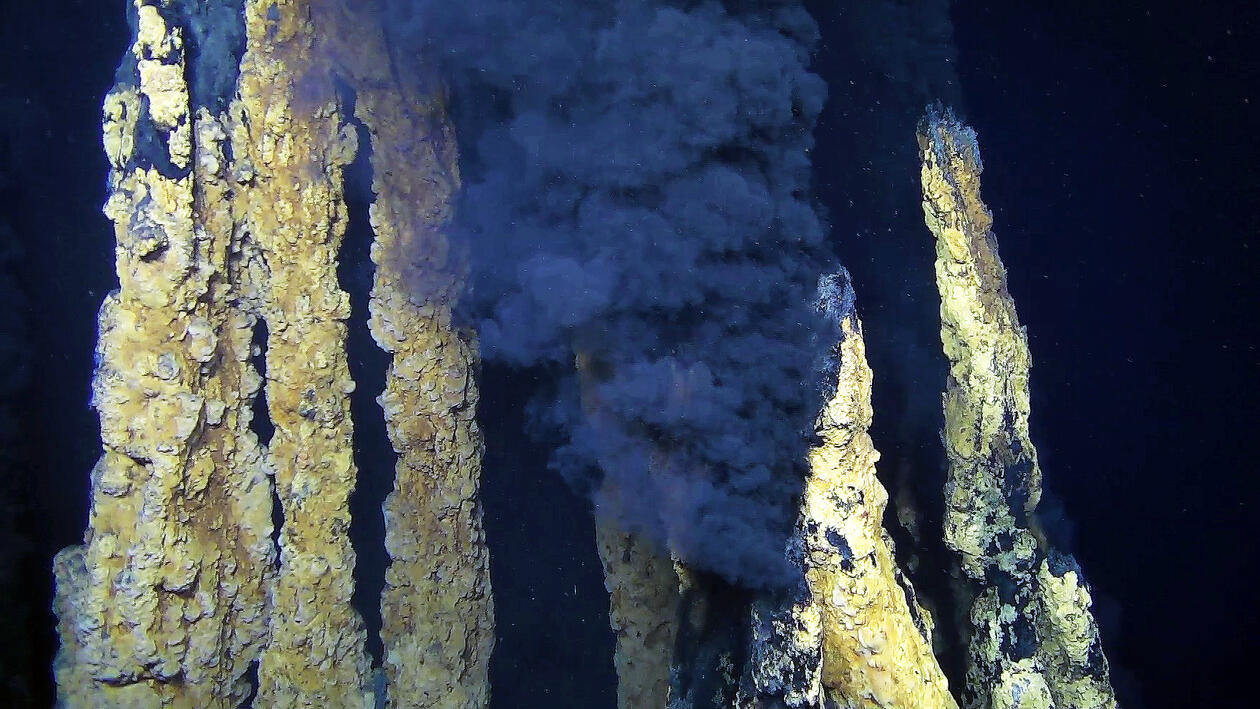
[918,104,1117,709]
[53,1,493,707]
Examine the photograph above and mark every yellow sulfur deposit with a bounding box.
[50,4,1123,709]
[594,474,682,709]
[575,350,682,709]
[593,311,959,708]
[799,314,958,709]
[53,1,493,707]
[234,0,373,704]
[595,517,680,709]
[318,2,496,705]
[918,104,1118,709]
[53,4,274,706]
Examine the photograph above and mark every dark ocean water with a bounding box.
[2,1,1257,707]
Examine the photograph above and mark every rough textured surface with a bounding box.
[666,313,958,709]
[1031,557,1115,709]
[576,348,681,709]
[595,512,680,709]
[52,3,274,707]
[795,315,957,709]
[918,104,1117,709]
[55,2,495,707]
[319,3,496,706]
[734,590,824,708]
[668,566,750,709]
[234,1,373,705]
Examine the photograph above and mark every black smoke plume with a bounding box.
[386,0,841,587]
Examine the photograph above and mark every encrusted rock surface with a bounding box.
[793,314,957,709]
[53,3,274,707]
[320,3,495,706]
[577,347,681,709]
[234,1,372,704]
[918,104,1117,709]
[733,588,825,708]
[50,5,1120,709]
[595,509,680,709]
[666,312,958,709]
[54,2,494,707]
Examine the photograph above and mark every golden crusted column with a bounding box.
[57,1,500,706]
[52,3,275,707]
[235,1,372,705]
[918,105,1117,709]
[317,3,497,705]
[574,351,680,709]
[594,501,680,709]
[680,307,957,708]
[798,314,957,709]
[356,62,495,709]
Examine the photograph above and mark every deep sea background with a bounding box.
[1,1,1257,707]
